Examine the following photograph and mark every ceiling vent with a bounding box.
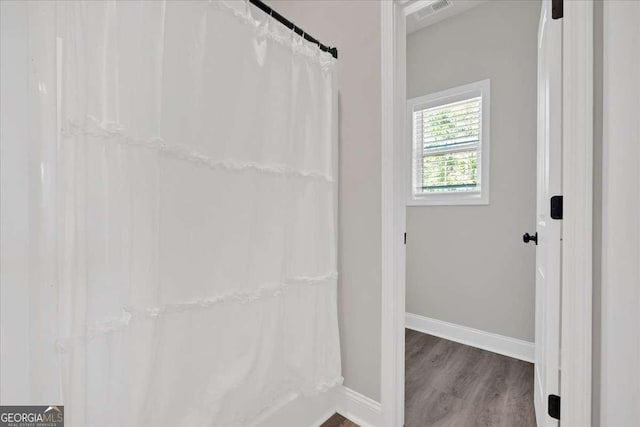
[414,0,453,21]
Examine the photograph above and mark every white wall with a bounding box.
[405,0,541,342]
[0,0,32,404]
[268,0,382,402]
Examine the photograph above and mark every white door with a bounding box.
[534,1,562,426]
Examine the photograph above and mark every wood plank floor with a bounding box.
[320,413,358,427]
[320,329,535,427]
[405,329,536,427]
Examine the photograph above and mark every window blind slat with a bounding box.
[422,141,479,155]
[421,96,481,114]
[422,106,480,121]
[422,117,480,128]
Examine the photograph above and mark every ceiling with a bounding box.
[405,0,487,35]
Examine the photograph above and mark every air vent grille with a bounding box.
[415,0,453,20]
[431,0,451,11]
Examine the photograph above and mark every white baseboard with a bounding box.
[406,312,535,363]
[254,385,382,427]
[256,389,337,427]
[335,386,383,427]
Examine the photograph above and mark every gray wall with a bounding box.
[599,2,640,424]
[268,1,382,402]
[406,1,541,342]
[0,0,32,404]
[592,1,603,424]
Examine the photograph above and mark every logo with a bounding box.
[0,405,64,427]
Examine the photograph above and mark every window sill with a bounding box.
[407,192,489,206]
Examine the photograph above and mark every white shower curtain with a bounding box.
[28,1,341,425]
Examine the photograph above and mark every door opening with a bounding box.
[381,1,593,426]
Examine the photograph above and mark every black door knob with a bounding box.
[523,232,538,245]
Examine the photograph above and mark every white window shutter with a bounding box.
[413,96,482,195]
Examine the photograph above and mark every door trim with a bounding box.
[560,2,593,426]
[380,1,593,425]
[380,3,405,426]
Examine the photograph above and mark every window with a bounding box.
[407,79,490,205]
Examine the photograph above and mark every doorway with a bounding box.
[403,1,540,425]
[380,1,593,426]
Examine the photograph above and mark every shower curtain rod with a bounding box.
[248,0,338,59]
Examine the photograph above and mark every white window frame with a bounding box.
[406,79,490,206]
